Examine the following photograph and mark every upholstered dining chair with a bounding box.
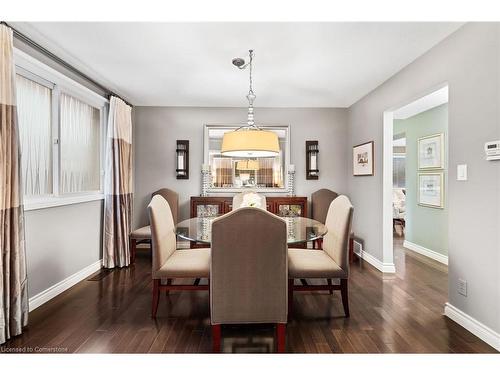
[210,207,288,353]
[288,195,354,317]
[129,188,179,263]
[148,195,210,318]
[232,190,267,210]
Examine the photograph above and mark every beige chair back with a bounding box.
[311,188,339,224]
[148,195,177,278]
[210,207,287,324]
[152,188,179,224]
[232,191,267,210]
[322,195,354,274]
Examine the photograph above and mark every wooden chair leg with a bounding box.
[130,237,137,264]
[212,324,221,353]
[193,278,201,286]
[276,323,286,353]
[349,236,354,264]
[152,279,160,318]
[165,278,172,295]
[327,278,333,294]
[340,279,350,317]
[288,279,294,319]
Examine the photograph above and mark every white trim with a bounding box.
[404,240,449,265]
[382,111,394,267]
[354,249,396,273]
[28,260,102,312]
[444,303,500,352]
[24,193,104,211]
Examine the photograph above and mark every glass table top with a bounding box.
[175,216,327,245]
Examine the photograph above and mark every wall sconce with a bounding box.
[306,141,319,180]
[176,140,189,179]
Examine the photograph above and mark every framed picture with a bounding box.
[418,133,444,170]
[353,141,374,176]
[418,172,444,208]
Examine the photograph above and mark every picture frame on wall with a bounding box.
[353,141,374,176]
[418,172,444,208]
[418,133,444,169]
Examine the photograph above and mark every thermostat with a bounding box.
[485,140,500,161]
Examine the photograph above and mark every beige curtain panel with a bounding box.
[103,96,133,268]
[0,24,29,345]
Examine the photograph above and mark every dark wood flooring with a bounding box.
[1,237,497,353]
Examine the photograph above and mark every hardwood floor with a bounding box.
[1,238,496,353]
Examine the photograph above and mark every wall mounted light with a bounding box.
[306,141,319,180]
[176,140,189,179]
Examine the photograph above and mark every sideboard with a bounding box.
[190,196,307,219]
[189,196,308,248]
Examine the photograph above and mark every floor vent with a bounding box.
[353,239,363,255]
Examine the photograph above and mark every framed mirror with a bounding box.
[203,124,290,193]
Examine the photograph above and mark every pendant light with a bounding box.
[221,50,280,157]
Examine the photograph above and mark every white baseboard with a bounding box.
[28,260,102,312]
[404,240,448,265]
[444,303,500,351]
[354,249,396,273]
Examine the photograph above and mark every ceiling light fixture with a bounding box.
[221,49,280,158]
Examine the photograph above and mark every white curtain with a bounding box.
[16,74,52,197]
[60,93,100,193]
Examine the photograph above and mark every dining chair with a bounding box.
[311,188,355,265]
[232,190,267,210]
[288,195,354,317]
[148,195,210,318]
[210,207,288,353]
[129,188,179,263]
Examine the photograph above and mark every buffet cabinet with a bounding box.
[190,196,307,219]
[189,196,308,248]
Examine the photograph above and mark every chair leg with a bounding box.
[340,279,350,317]
[152,279,160,318]
[165,278,172,295]
[194,278,201,286]
[276,323,286,353]
[288,279,294,319]
[327,278,333,294]
[130,238,137,264]
[212,324,221,353]
[349,236,355,264]
[312,240,316,249]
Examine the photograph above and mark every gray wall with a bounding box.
[348,23,500,332]
[133,107,348,227]
[394,104,448,256]
[25,200,103,299]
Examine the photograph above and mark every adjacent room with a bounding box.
[1,20,499,357]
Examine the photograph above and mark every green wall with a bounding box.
[394,103,448,256]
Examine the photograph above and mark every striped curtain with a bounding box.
[103,97,133,268]
[0,24,29,345]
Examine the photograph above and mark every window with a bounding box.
[16,74,53,197]
[204,125,289,192]
[60,94,101,194]
[14,50,107,209]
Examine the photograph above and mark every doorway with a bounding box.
[383,85,449,272]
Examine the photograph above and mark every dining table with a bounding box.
[174,215,327,245]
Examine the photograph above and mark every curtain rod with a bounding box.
[1,21,133,107]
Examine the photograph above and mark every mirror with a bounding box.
[203,125,290,192]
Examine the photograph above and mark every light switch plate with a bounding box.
[457,164,467,181]
[458,278,467,296]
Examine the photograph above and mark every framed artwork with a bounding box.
[418,133,444,169]
[353,141,374,176]
[418,172,444,208]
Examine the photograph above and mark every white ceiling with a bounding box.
[12,22,462,107]
[393,86,449,119]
